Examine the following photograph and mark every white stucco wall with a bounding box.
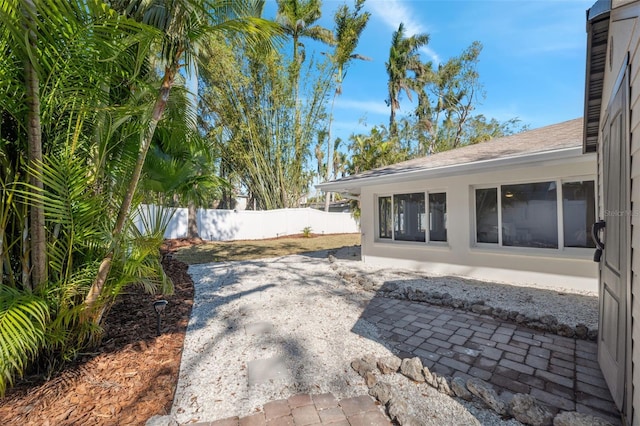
[358,155,598,293]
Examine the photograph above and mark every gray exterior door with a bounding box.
[598,62,630,415]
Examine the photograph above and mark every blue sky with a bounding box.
[262,0,594,142]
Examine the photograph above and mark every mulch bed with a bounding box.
[0,248,195,425]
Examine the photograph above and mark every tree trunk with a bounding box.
[84,65,176,323]
[187,201,199,239]
[324,89,338,212]
[23,0,46,292]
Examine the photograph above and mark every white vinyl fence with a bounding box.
[135,205,359,241]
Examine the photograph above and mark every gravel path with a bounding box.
[171,247,598,424]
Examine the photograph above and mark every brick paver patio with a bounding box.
[360,296,620,424]
[188,295,621,425]
[192,393,390,426]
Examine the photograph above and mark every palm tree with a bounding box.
[276,0,334,197]
[323,0,369,211]
[85,0,281,321]
[0,0,164,393]
[21,0,46,291]
[386,22,429,137]
[276,0,334,97]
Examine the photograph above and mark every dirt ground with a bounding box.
[0,235,360,425]
[0,244,195,426]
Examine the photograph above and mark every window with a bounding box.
[476,188,498,243]
[378,196,392,239]
[376,192,447,243]
[562,181,595,248]
[501,182,558,249]
[429,193,447,242]
[394,193,425,242]
[473,180,595,250]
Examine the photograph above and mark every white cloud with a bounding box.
[367,0,440,64]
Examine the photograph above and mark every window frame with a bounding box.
[472,176,596,252]
[375,190,448,245]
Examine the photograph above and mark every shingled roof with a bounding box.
[317,117,587,194]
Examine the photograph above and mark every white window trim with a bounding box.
[375,190,449,245]
[375,194,394,241]
[471,177,596,253]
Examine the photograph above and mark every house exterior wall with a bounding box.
[359,157,598,292]
[598,3,639,423]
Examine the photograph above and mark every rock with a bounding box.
[540,315,558,326]
[516,314,526,323]
[451,377,472,400]
[508,310,520,320]
[451,299,464,308]
[471,304,493,315]
[557,324,575,338]
[145,415,178,426]
[509,393,553,425]
[553,411,615,426]
[380,282,399,293]
[527,321,548,332]
[435,375,453,396]
[377,355,402,374]
[364,371,377,387]
[497,310,510,320]
[327,254,336,263]
[400,357,425,382]
[467,378,507,415]
[412,289,429,302]
[588,329,598,341]
[575,324,588,339]
[369,382,393,405]
[387,395,408,423]
[359,277,377,291]
[351,356,377,377]
[423,367,437,387]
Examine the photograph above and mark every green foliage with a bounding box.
[199,36,332,209]
[347,126,409,175]
[386,22,430,136]
[0,0,247,395]
[301,226,312,237]
[0,286,49,395]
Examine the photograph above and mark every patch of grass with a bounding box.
[173,233,361,265]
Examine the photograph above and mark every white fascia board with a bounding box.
[316,147,593,194]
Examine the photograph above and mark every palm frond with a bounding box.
[0,285,49,396]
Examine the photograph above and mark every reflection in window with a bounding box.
[501,182,558,249]
[562,181,595,248]
[429,193,447,242]
[378,196,392,239]
[393,193,425,242]
[476,188,498,243]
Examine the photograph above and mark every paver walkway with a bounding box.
[360,296,620,424]
[184,289,620,425]
[192,393,390,426]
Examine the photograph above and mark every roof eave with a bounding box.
[316,146,592,194]
[583,0,610,153]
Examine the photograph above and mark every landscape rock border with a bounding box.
[328,254,597,341]
[351,354,614,426]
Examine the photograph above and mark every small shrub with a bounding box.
[302,226,312,238]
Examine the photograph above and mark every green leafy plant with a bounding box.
[302,226,313,238]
